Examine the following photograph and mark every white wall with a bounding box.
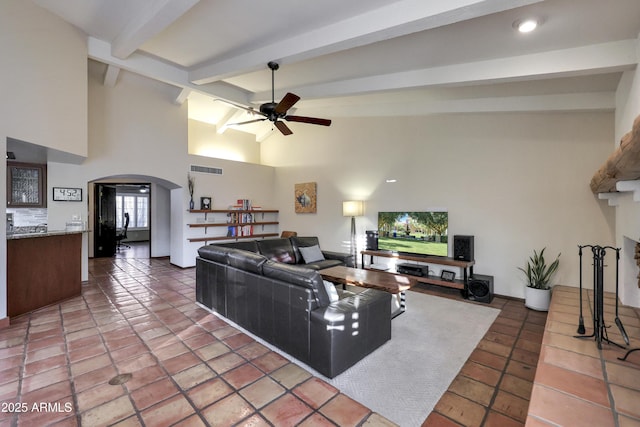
[0,0,88,322]
[189,120,262,164]
[262,112,615,298]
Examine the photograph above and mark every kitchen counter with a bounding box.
[7,231,83,317]
[6,229,86,240]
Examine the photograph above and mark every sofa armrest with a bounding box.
[309,288,391,377]
[321,250,355,267]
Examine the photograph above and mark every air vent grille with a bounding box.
[190,165,223,175]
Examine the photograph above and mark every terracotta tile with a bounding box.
[161,351,201,375]
[619,414,640,427]
[70,353,112,377]
[477,339,512,358]
[543,331,601,358]
[505,359,536,382]
[207,352,246,374]
[194,341,230,361]
[468,349,507,371]
[421,411,464,427]
[293,377,339,409]
[21,366,69,394]
[24,354,67,377]
[239,376,285,409]
[223,333,254,350]
[172,363,216,390]
[298,412,337,427]
[605,361,640,391]
[499,374,533,400]
[270,363,312,389]
[130,378,179,411]
[187,378,233,409]
[140,394,196,426]
[223,363,264,390]
[319,393,371,427]
[510,347,539,366]
[460,360,502,387]
[484,410,523,427]
[182,332,217,351]
[252,351,289,374]
[76,382,126,412]
[80,395,136,426]
[235,413,270,427]
[433,391,486,427]
[448,376,494,406]
[484,331,517,348]
[539,345,604,379]
[73,365,118,393]
[610,384,640,419]
[535,362,609,407]
[527,385,614,427]
[201,393,254,426]
[123,365,166,391]
[491,390,529,423]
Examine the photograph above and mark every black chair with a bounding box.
[116,212,130,251]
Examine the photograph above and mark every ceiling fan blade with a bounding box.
[274,92,300,114]
[228,118,267,126]
[274,120,293,135]
[285,115,332,126]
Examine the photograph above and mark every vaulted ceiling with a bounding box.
[33,0,640,139]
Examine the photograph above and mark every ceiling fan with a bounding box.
[220,61,331,136]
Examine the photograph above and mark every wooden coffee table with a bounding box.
[320,265,417,317]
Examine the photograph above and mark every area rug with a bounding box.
[208,291,499,426]
[321,291,500,426]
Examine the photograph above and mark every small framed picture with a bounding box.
[53,187,82,202]
[200,197,212,210]
[440,270,456,282]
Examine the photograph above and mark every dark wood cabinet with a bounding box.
[6,161,47,207]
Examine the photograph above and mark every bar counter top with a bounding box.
[6,229,86,240]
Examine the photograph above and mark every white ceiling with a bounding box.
[33,0,640,139]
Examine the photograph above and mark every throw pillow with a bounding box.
[299,245,325,263]
[323,280,340,302]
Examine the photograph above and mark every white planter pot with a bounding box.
[525,286,551,311]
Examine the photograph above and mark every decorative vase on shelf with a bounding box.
[189,198,194,210]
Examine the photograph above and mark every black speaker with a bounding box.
[467,274,494,303]
[366,230,378,250]
[453,235,474,261]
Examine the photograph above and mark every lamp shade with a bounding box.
[342,200,364,217]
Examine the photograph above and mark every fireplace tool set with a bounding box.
[575,245,630,352]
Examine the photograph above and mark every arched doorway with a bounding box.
[89,175,180,259]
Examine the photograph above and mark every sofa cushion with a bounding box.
[227,250,267,274]
[303,259,344,270]
[262,261,331,306]
[298,245,325,263]
[290,236,321,264]
[257,239,296,264]
[198,245,235,263]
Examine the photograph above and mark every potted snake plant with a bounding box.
[518,247,560,311]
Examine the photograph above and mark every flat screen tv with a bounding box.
[377,211,448,257]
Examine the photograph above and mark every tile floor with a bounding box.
[4,249,633,426]
[526,286,640,427]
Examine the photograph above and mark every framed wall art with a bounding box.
[294,182,317,213]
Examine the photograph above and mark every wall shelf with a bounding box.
[187,209,279,243]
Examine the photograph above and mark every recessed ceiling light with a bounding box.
[513,18,539,33]
[385,179,397,183]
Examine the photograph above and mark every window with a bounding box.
[116,194,149,229]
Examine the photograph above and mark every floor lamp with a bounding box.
[343,200,364,268]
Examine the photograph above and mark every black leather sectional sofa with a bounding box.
[196,237,392,378]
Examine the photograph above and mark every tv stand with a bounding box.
[361,250,475,293]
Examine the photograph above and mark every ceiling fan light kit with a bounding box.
[223,62,331,136]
